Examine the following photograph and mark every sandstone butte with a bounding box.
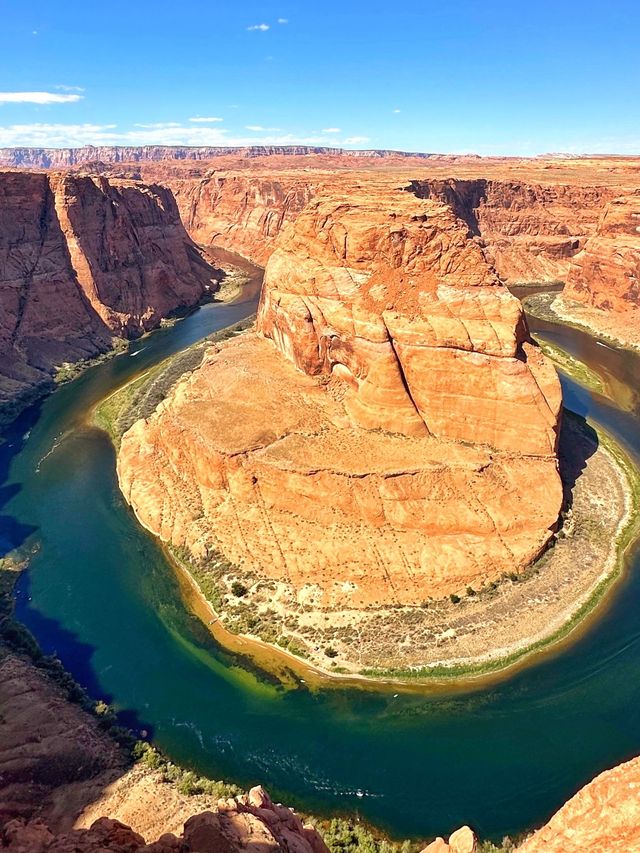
[118,185,563,607]
[0,170,217,424]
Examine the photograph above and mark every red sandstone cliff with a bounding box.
[564,192,640,317]
[0,171,217,423]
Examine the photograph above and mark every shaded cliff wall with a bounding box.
[169,172,622,297]
[0,171,216,423]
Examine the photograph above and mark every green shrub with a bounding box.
[449,593,461,604]
[231,581,248,597]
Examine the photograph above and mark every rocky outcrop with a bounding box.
[421,826,477,853]
[0,653,126,830]
[1,786,328,853]
[407,178,615,285]
[0,171,217,423]
[258,189,561,453]
[515,755,640,853]
[117,187,562,614]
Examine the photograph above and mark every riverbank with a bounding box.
[100,322,639,687]
[162,415,638,686]
[524,292,640,353]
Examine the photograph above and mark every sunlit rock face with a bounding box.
[564,192,640,315]
[257,188,561,454]
[118,187,562,609]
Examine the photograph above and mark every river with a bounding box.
[2,265,640,842]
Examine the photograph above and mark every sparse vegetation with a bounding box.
[132,741,241,798]
[317,818,413,853]
[231,580,248,597]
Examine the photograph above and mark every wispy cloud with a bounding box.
[0,91,84,104]
[393,108,401,114]
[247,23,270,31]
[277,17,289,24]
[134,122,181,129]
[189,116,224,123]
[246,124,282,131]
[0,122,368,148]
[322,127,341,133]
[55,85,85,93]
[343,136,370,145]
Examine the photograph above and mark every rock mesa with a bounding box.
[118,187,563,610]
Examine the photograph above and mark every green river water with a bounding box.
[2,262,640,842]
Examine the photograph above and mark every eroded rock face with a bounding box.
[118,188,562,609]
[0,171,216,423]
[173,174,320,264]
[564,192,640,317]
[258,189,561,454]
[0,653,126,830]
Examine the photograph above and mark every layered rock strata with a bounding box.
[118,188,562,610]
[0,171,217,422]
[564,192,640,324]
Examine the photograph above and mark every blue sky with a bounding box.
[0,0,638,155]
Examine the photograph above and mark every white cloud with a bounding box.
[55,85,85,93]
[134,122,181,129]
[247,23,270,31]
[246,124,282,131]
[0,122,366,148]
[189,116,224,123]
[322,127,341,133]
[277,17,288,24]
[393,109,401,114]
[0,91,83,104]
[343,136,370,145]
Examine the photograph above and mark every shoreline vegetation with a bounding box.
[93,284,640,691]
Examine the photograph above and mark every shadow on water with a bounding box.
[14,570,155,739]
[0,402,42,557]
[558,412,599,504]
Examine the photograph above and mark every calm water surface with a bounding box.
[2,270,640,841]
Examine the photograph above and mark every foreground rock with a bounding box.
[516,755,640,853]
[0,653,126,830]
[1,786,328,853]
[118,186,562,651]
[0,171,217,424]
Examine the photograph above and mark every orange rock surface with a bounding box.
[516,756,640,853]
[118,187,562,607]
[126,152,640,340]
[564,192,640,332]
